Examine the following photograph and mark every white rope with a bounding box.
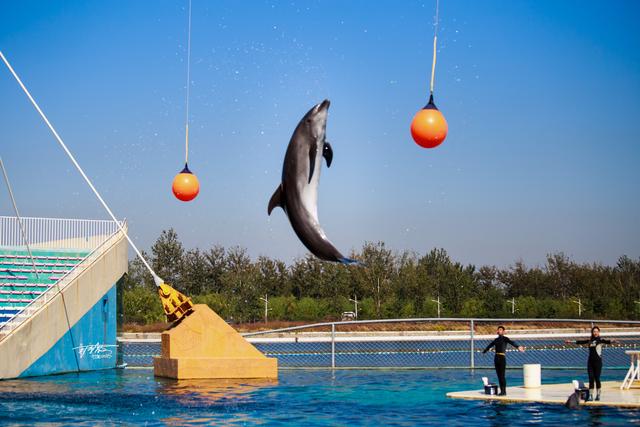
[0,157,40,280]
[0,50,163,288]
[429,0,440,95]
[184,0,192,165]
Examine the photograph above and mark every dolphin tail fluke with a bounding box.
[268,185,285,215]
[339,257,365,267]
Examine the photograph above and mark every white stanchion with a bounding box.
[523,363,541,388]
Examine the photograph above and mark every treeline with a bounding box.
[121,229,640,324]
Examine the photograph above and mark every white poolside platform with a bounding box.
[447,381,640,408]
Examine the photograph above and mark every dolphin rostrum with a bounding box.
[268,99,357,264]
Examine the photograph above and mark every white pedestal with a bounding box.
[523,363,541,388]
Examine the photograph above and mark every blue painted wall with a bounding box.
[19,284,118,377]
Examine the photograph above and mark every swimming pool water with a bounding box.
[0,369,638,426]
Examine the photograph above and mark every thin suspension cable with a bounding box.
[429,0,440,95]
[0,157,40,280]
[0,50,163,287]
[184,0,192,165]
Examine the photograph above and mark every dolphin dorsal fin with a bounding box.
[268,184,285,215]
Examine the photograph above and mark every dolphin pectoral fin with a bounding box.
[308,141,318,183]
[268,185,285,215]
[323,142,333,167]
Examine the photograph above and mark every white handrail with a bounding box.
[242,318,640,337]
[0,216,121,250]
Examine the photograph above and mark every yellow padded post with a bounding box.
[157,283,193,323]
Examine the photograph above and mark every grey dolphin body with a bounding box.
[268,100,356,264]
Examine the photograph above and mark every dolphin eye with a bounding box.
[306,119,311,123]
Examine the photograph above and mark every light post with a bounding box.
[260,294,270,323]
[508,297,516,315]
[431,295,441,318]
[349,295,359,319]
[572,298,583,317]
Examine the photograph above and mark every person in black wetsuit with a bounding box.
[483,326,525,395]
[565,326,617,401]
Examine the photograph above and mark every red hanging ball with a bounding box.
[172,164,199,202]
[411,95,448,149]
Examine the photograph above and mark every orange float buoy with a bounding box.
[172,164,199,202]
[411,95,448,149]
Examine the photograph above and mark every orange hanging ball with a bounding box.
[410,95,448,149]
[172,164,200,202]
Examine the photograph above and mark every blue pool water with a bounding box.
[0,368,638,426]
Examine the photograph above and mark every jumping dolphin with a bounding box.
[268,100,357,264]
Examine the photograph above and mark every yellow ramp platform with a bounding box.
[153,304,278,379]
[447,381,640,408]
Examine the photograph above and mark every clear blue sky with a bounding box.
[1,1,639,268]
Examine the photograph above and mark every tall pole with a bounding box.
[572,298,582,317]
[260,294,269,323]
[470,319,475,369]
[349,296,359,319]
[509,297,516,314]
[331,323,336,369]
[579,298,582,317]
[431,296,441,318]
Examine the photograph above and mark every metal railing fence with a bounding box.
[0,216,122,250]
[119,318,640,369]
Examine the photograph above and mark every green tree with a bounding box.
[546,252,575,299]
[293,297,328,321]
[256,255,290,297]
[394,251,425,310]
[151,229,184,288]
[318,262,352,316]
[617,256,640,319]
[220,246,261,322]
[269,296,298,320]
[460,298,485,317]
[192,293,232,320]
[182,248,209,295]
[119,228,640,325]
[124,250,154,291]
[399,300,416,318]
[419,248,477,314]
[122,287,164,324]
[477,265,507,317]
[201,245,226,293]
[354,242,395,318]
[420,298,440,317]
[290,256,325,298]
